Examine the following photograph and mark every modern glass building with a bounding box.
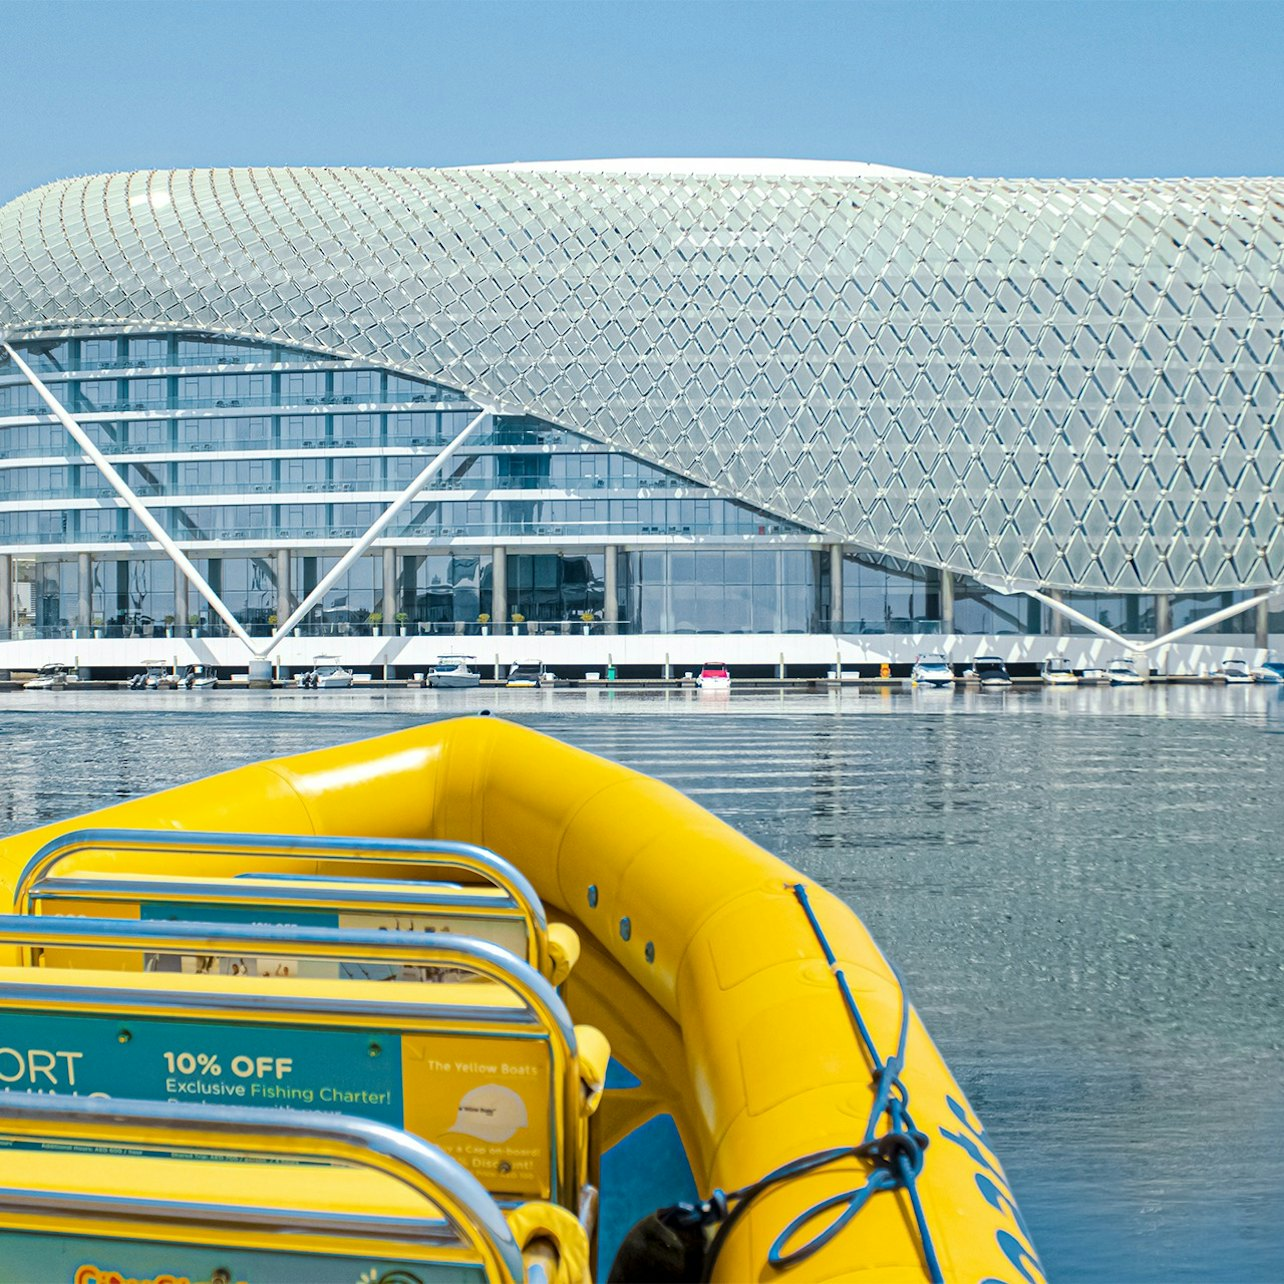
[0,161,1279,669]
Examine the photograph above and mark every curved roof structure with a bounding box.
[1,164,1281,593]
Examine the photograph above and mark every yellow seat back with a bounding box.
[14,828,560,977]
[0,1092,527,1283]
[0,913,601,1208]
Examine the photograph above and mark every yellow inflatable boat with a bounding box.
[0,715,1043,1284]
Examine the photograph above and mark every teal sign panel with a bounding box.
[0,1009,403,1122]
[0,1228,485,1283]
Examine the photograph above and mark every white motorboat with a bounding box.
[129,661,174,691]
[910,653,955,688]
[1080,666,1109,684]
[1041,656,1079,686]
[1217,657,1254,685]
[965,655,1013,688]
[179,664,218,690]
[298,657,354,689]
[1107,656,1146,685]
[23,663,78,691]
[1252,656,1284,684]
[695,664,732,691]
[427,655,481,689]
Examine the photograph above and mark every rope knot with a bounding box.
[861,1128,929,1180]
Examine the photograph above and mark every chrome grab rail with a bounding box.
[0,914,581,1205]
[33,874,536,971]
[15,828,549,974]
[0,914,576,1050]
[0,1093,525,1284]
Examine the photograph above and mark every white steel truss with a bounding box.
[3,341,492,659]
[3,341,258,651]
[259,407,490,658]
[977,578,1282,653]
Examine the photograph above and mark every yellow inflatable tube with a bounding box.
[0,715,1043,1284]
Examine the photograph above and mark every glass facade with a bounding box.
[0,330,833,637]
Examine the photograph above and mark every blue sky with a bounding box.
[2,0,1281,202]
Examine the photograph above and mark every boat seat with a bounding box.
[0,1094,593,1284]
[0,914,608,1211]
[15,827,580,984]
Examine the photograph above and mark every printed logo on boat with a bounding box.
[447,1082,528,1143]
[75,1268,246,1284]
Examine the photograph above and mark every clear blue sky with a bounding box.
[2,0,1281,203]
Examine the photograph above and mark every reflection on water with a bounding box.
[0,684,1281,1282]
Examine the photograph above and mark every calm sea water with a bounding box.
[0,683,1280,1282]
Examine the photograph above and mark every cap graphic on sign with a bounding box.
[447,1083,528,1143]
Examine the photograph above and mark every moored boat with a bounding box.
[428,655,482,688]
[1217,656,1254,684]
[1041,656,1078,685]
[129,660,174,690]
[179,663,218,690]
[298,656,354,689]
[910,653,955,688]
[695,664,732,690]
[1079,665,1109,684]
[505,659,549,688]
[22,662,78,690]
[0,718,1043,1283]
[1107,656,1145,685]
[965,655,1013,688]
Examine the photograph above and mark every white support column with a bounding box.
[491,546,507,629]
[77,552,92,631]
[939,568,954,634]
[3,341,258,652]
[1256,598,1270,650]
[1154,593,1171,639]
[829,544,843,632]
[260,407,490,656]
[604,545,618,634]
[0,554,11,635]
[1046,587,1066,638]
[173,559,189,636]
[382,547,397,637]
[275,548,291,626]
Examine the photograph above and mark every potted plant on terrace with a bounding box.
[580,610,594,635]
[395,611,409,636]
[510,611,525,636]
[477,612,490,636]
[366,610,383,636]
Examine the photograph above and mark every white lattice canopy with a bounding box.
[1,165,1281,592]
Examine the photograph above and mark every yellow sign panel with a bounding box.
[402,1032,552,1199]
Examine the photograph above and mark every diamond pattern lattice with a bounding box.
[1,164,1282,592]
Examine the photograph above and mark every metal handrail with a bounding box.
[0,1093,525,1283]
[0,913,581,1204]
[15,827,549,975]
[33,873,532,961]
[0,914,575,1046]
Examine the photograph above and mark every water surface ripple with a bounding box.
[0,684,1280,1282]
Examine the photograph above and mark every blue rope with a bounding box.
[770,882,944,1284]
